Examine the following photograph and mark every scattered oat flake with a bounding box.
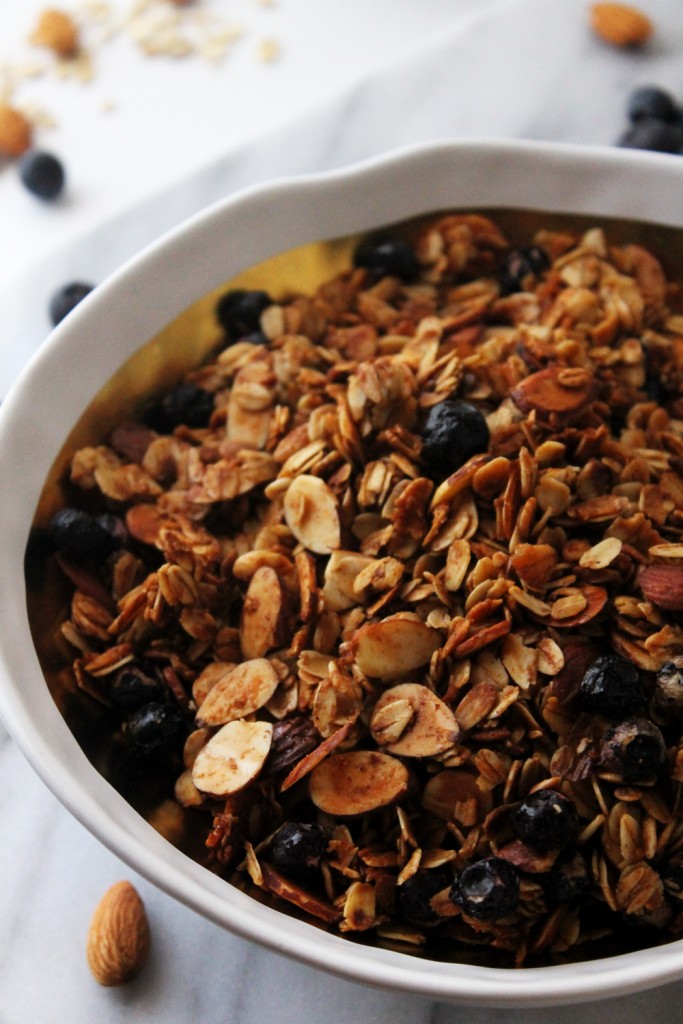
[257,37,280,62]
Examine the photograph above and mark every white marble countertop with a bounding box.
[4,0,683,1021]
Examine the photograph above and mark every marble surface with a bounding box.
[4,0,683,1020]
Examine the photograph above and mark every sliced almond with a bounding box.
[183,727,211,767]
[174,768,205,808]
[284,474,341,554]
[370,683,459,757]
[322,550,375,611]
[421,768,493,821]
[191,720,273,797]
[309,750,410,816]
[240,566,293,659]
[232,550,296,584]
[196,658,280,726]
[351,615,441,679]
[192,662,237,706]
[511,366,598,422]
[539,583,608,627]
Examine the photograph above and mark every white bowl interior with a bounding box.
[3,139,683,1006]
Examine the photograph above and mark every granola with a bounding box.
[36,211,683,967]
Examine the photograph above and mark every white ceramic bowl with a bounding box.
[3,139,683,1008]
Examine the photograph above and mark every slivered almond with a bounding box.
[260,862,341,923]
[191,720,272,797]
[309,750,410,816]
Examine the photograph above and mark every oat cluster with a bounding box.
[48,213,683,966]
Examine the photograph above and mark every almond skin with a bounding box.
[589,3,653,48]
[86,881,151,986]
[640,564,683,612]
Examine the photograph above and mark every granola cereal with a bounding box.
[34,211,683,967]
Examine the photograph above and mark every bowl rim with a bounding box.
[4,137,683,1007]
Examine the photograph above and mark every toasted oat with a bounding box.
[46,210,683,968]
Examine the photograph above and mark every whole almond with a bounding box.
[86,881,151,986]
[589,3,653,48]
[0,104,32,158]
[30,9,80,58]
[639,564,683,612]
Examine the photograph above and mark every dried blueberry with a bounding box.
[271,822,327,876]
[498,245,549,295]
[353,236,419,282]
[627,86,680,124]
[540,852,590,903]
[512,790,579,853]
[449,857,519,922]
[420,398,489,480]
[579,654,646,719]
[618,120,683,154]
[49,281,94,326]
[48,507,119,562]
[216,289,272,342]
[266,716,321,776]
[125,702,187,757]
[599,717,666,782]
[652,661,683,721]
[108,664,164,711]
[398,868,452,925]
[147,381,214,433]
[19,151,65,200]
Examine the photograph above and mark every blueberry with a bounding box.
[420,398,490,480]
[19,150,65,200]
[539,852,590,903]
[147,381,214,432]
[49,281,94,326]
[627,86,680,124]
[618,120,683,154]
[449,857,520,922]
[652,661,683,721]
[109,664,163,711]
[512,790,579,853]
[398,868,452,925]
[216,289,272,342]
[498,245,550,295]
[125,702,187,757]
[599,717,666,783]
[579,654,646,719]
[353,236,420,282]
[271,822,327,876]
[48,507,119,562]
